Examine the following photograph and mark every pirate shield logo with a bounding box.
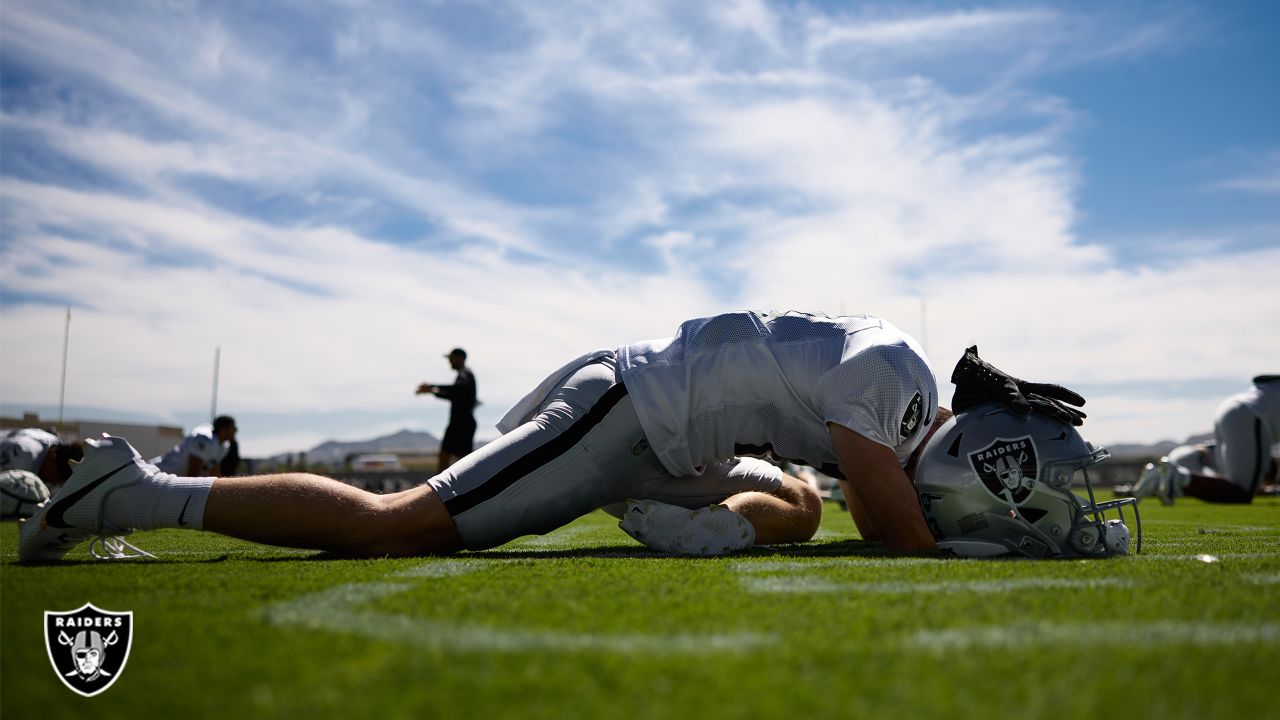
[44,603,133,697]
[968,436,1039,505]
[900,391,924,439]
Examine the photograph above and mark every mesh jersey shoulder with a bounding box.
[815,341,936,449]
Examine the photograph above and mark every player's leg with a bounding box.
[1213,407,1270,497]
[202,474,462,556]
[18,433,465,562]
[1166,443,1212,475]
[720,476,823,543]
[20,356,640,562]
[616,458,823,553]
[661,458,822,543]
[1181,474,1253,503]
[437,450,454,471]
[428,356,655,550]
[439,420,468,470]
[1183,405,1265,504]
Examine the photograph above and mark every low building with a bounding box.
[0,412,184,460]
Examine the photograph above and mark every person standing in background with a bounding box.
[416,348,477,470]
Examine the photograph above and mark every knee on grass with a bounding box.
[351,494,463,557]
[787,477,824,541]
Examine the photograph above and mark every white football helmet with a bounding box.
[914,403,1140,558]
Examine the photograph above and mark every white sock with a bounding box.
[104,474,215,531]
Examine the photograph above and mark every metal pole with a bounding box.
[919,297,929,357]
[57,307,70,435]
[211,346,221,422]
[56,307,70,430]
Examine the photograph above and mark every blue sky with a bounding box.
[1,0,1277,457]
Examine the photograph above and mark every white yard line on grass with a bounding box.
[393,559,490,578]
[1139,552,1280,560]
[908,621,1280,651]
[729,558,946,573]
[1138,523,1279,533]
[742,576,1129,594]
[1145,541,1255,549]
[513,524,598,548]
[263,566,775,654]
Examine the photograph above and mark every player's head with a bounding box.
[913,402,1139,559]
[445,347,467,369]
[212,416,237,442]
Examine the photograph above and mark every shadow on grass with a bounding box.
[444,538,901,561]
[8,539,909,566]
[231,538,909,563]
[7,554,234,567]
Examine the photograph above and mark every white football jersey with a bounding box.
[0,428,60,473]
[151,424,227,475]
[618,311,938,477]
[1218,379,1280,445]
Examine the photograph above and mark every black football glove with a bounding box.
[950,345,1086,426]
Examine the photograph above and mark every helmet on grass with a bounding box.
[914,403,1139,558]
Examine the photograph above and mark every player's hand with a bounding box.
[950,346,1086,426]
[415,383,435,395]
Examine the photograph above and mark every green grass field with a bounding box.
[3,495,1278,719]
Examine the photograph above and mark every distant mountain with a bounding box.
[1105,432,1213,460]
[262,428,440,467]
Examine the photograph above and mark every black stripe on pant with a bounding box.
[1248,416,1266,495]
[443,382,630,516]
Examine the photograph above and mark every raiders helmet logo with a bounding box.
[900,391,924,439]
[44,603,134,697]
[968,436,1039,505]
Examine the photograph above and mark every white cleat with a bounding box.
[19,434,156,563]
[1131,458,1180,506]
[618,499,756,556]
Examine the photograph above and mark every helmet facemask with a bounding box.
[1009,445,1141,558]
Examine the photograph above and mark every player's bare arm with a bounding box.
[838,476,880,541]
[829,422,937,553]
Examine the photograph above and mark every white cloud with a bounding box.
[1212,152,1280,194]
[809,8,1056,52]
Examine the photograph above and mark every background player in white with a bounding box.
[1134,375,1280,504]
[0,427,83,489]
[151,416,238,477]
[23,311,949,562]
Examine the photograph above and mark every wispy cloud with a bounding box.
[1211,151,1280,194]
[810,8,1057,52]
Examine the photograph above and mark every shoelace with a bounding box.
[88,535,157,560]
